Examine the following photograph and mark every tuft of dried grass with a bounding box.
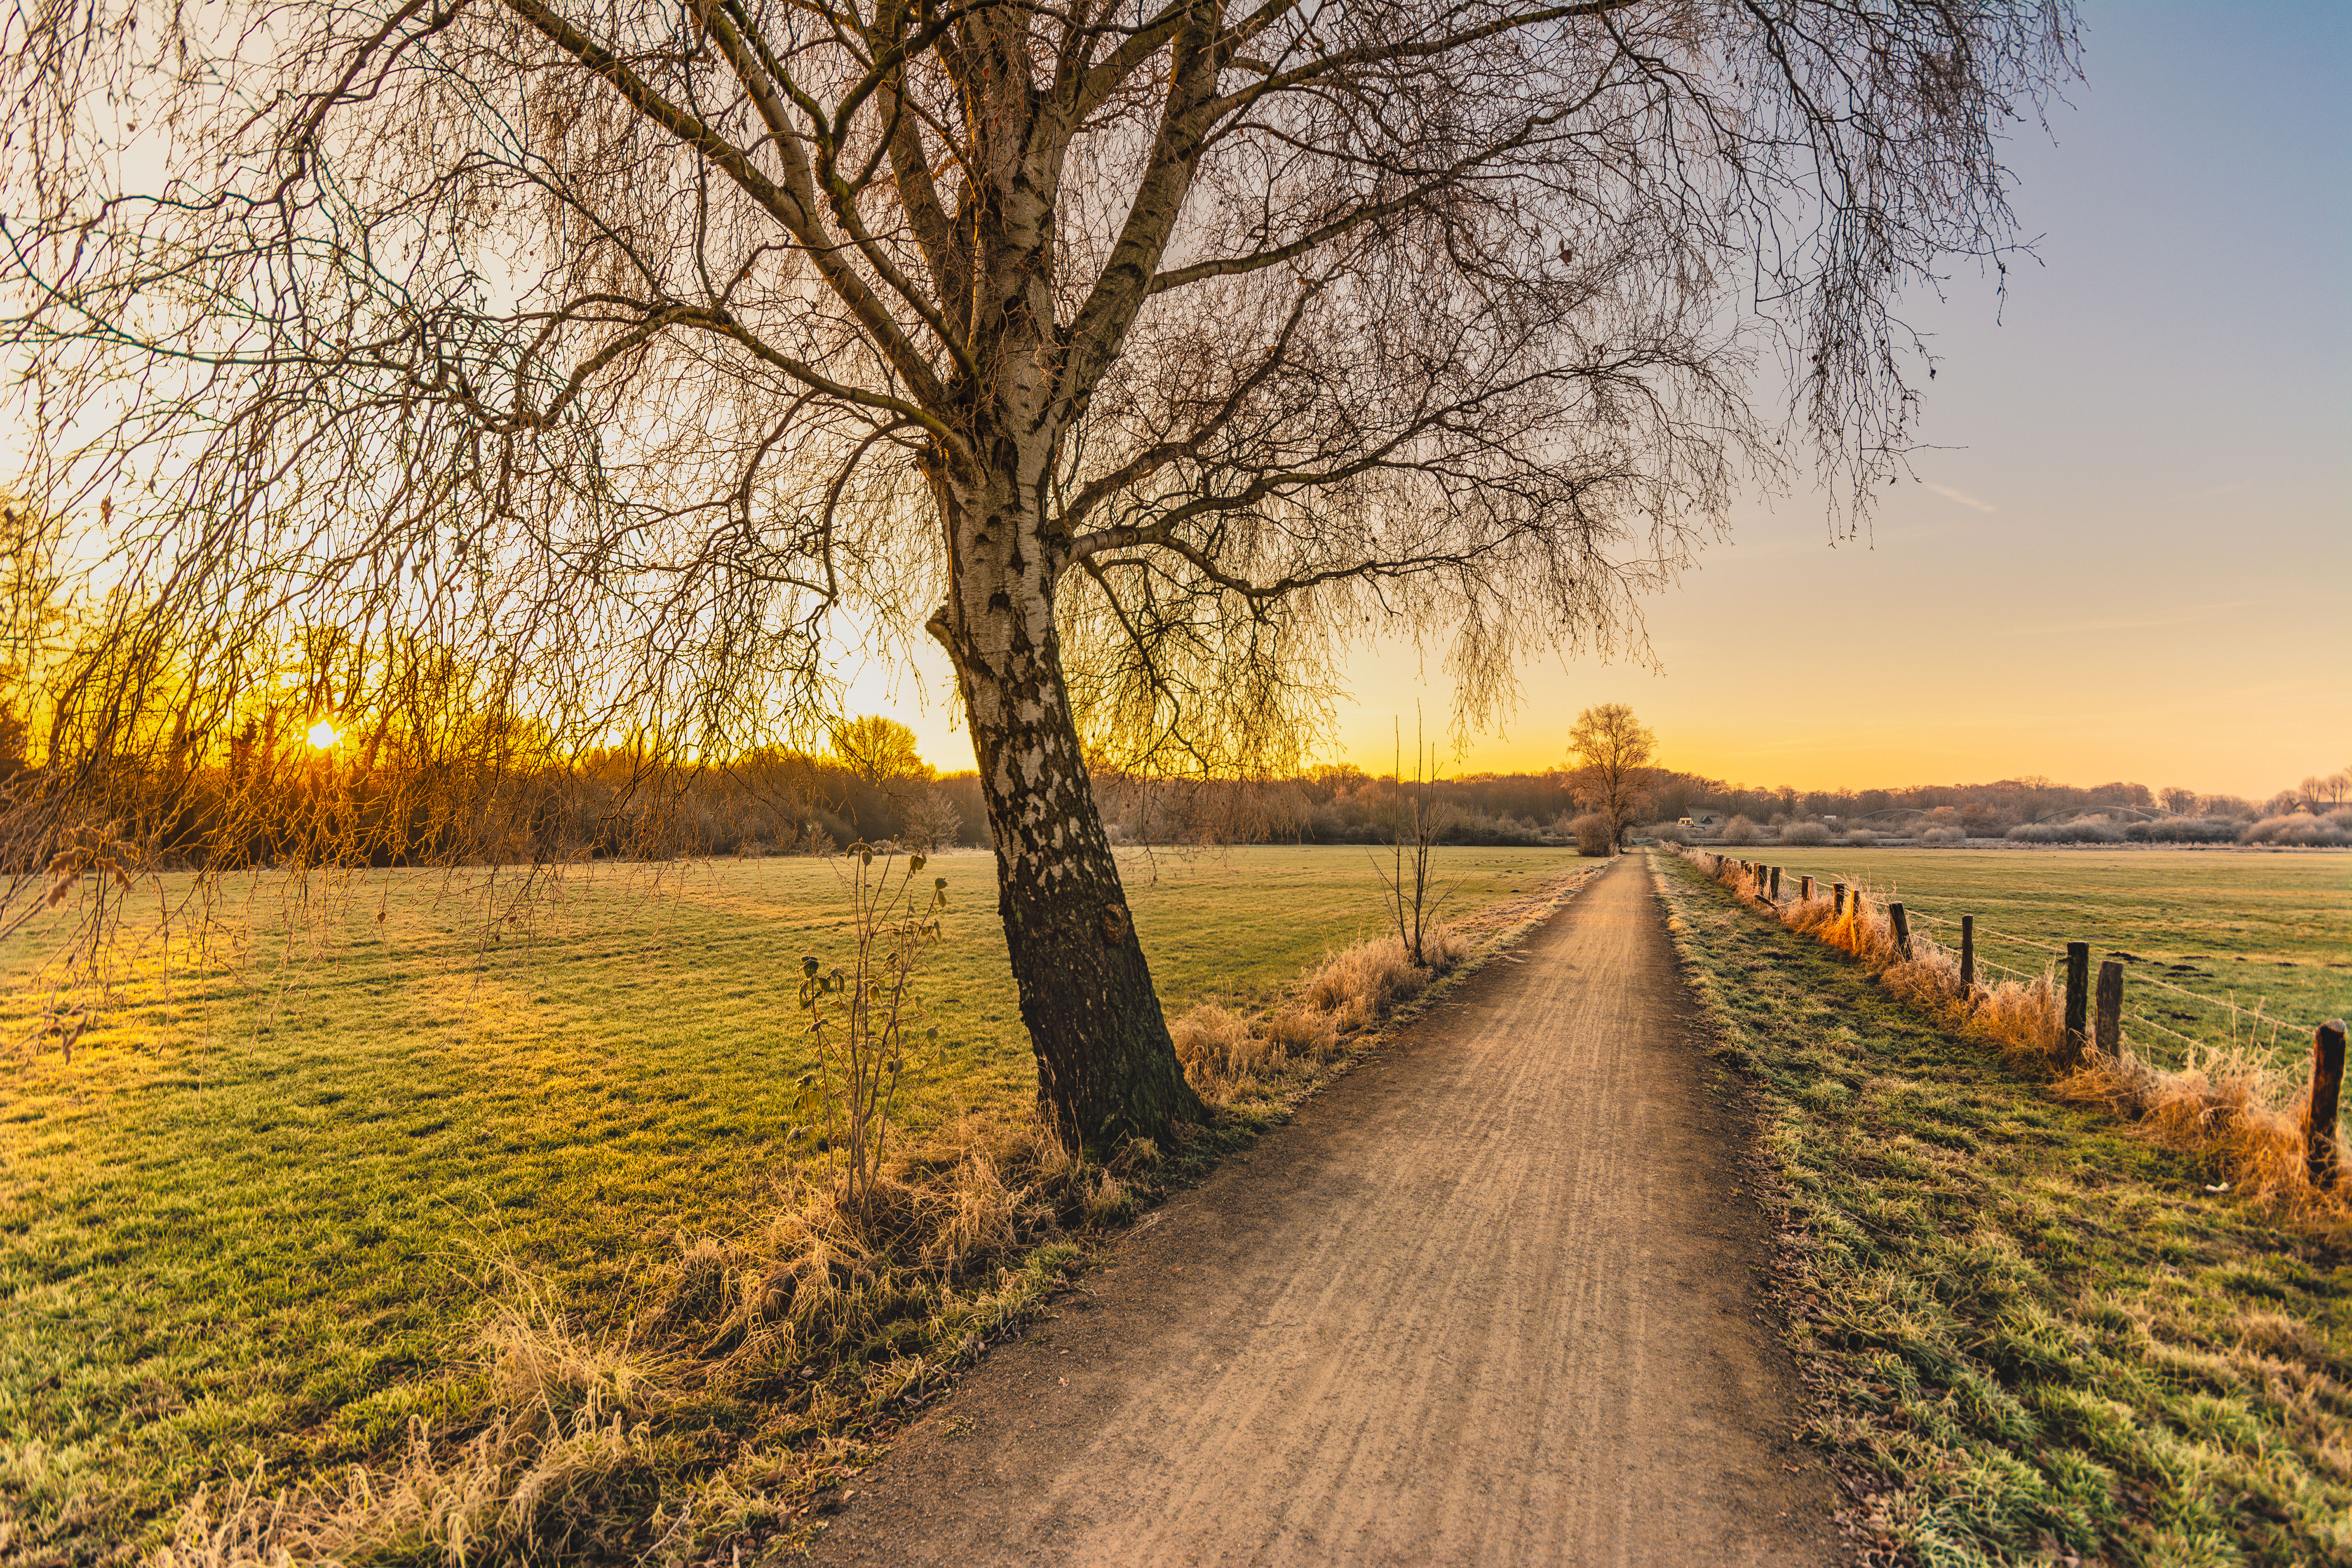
[159,1277,676,1567]
[1417,923,1472,972]
[1966,970,2064,1067]
[1264,1006,1340,1059]
[1170,1003,1280,1097]
[1301,935,1426,1026]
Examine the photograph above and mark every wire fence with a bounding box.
[1690,849,2337,1078]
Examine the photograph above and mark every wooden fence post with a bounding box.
[1770,866,1782,900]
[1889,902,1911,960]
[2062,943,2091,1063]
[1832,882,1847,917]
[1960,915,1975,992]
[2307,1020,2347,1188]
[2094,960,2124,1058]
[1801,874,1815,903]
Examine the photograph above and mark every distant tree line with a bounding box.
[1084,763,2352,850]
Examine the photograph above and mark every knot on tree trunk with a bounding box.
[1100,904,1132,946]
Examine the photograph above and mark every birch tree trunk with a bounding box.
[930,460,1204,1154]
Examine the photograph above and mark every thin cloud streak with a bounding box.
[1922,481,1997,512]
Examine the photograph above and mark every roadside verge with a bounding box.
[1650,850,2352,1566]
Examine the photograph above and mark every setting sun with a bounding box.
[306,720,338,750]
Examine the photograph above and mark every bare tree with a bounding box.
[1566,702,1655,851]
[0,0,2079,1150]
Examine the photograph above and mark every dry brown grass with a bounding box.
[1299,935,1423,1028]
[1169,922,1478,1103]
[157,1277,678,1566]
[1264,1006,1341,1059]
[1686,848,2352,1230]
[1170,1003,1284,1098]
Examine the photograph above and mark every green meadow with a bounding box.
[1737,848,2351,1072]
[0,845,1579,1560]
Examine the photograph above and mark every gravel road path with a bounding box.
[808,853,1836,1566]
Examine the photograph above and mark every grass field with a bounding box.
[1727,848,2351,1072]
[0,845,1581,1561]
[1655,853,2352,1567]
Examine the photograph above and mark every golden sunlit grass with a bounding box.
[0,844,1584,1561]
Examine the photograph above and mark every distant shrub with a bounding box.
[1641,821,1691,845]
[1920,826,1966,846]
[1570,813,1614,856]
[1841,827,1877,846]
[1720,815,1762,845]
[2240,814,2352,848]
[2006,820,2123,845]
[2128,817,2242,844]
[1779,821,1832,847]
[1437,808,1550,847]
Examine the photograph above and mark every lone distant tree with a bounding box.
[1,0,2078,1151]
[1567,704,1657,852]
[830,716,931,792]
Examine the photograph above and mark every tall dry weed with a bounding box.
[1168,921,1473,1102]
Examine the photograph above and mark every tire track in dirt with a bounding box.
[808,854,1835,1566]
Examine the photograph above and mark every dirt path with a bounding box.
[808,855,1836,1566]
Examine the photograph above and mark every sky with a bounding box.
[854,0,2350,800]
